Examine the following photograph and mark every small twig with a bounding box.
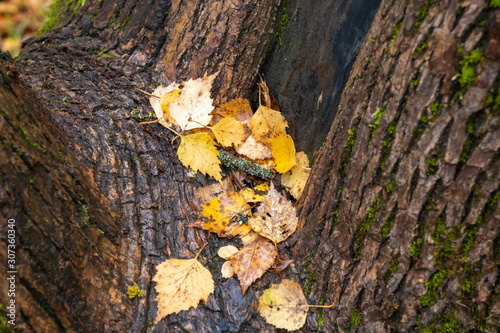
[135,88,160,99]
[305,303,335,308]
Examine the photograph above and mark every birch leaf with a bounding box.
[193,191,252,238]
[150,85,181,127]
[256,280,308,331]
[221,261,235,278]
[218,245,239,259]
[169,74,216,130]
[177,133,222,184]
[281,152,311,199]
[235,134,273,160]
[249,105,287,143]
[210,98,254,125]
[153,248,214,323]
[249,183,298,243]
[268,134,296,174]
[231,236,277,295]
[211,117,250,147]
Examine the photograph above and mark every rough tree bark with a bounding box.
[0,1,498,333]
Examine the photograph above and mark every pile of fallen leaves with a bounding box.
[137,74,332,330]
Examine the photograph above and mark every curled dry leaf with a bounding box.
[281,151,311,199]
[211,117,250,147]
[256,279,308,331]
[249,183,298,243]
[177,133,222,184]
[231,236,277,295]
[168,74,216,130]
[268,134,296,174]
[150,85,182,127]
[218,245,239,259]
[235,134,273,160]
[194,191,252,238]
[221,261,235,278]
[153,248,214,323]
[249,105,287,143]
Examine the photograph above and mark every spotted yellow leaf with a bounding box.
[249,105,288,143]
[177,133,222,184]
[150,86,182,127]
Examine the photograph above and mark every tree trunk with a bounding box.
[0,1,498,333]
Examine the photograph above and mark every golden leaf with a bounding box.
[210,98,253,125]
[150,85,182,127]
[240,188,266,203]
[249,105,287,143]
[231,236,277,295]
[194,191,252,238]
[221,261,235,278]
[211,117,250,147]
[267,134,296,174]
[249,183,298,243]
[254,183,270,192]
[235,134,272,160]
[256,279,308,331]
[218,245,239,259]
[177,133,222,184]
[281,151,311,199]
[169,74,216,130]
[153,246,214,323]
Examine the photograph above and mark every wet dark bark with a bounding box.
[0,0,498,333]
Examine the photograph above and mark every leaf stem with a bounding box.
[306,303,335,308]
[135,88,161,99]
[195,242,209,260]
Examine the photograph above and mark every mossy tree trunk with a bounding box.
[0,0,499,333]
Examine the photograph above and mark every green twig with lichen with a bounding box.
[218,149,274,180]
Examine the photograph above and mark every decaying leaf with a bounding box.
[177,133,222,184]
[221,261,235,278]
[194,191,252,238]
[281,151,311,199]
[231,236,277,295]
[268,135,296,174]
[218,245,239,259]
[239,230,259,245]
[210,98,254,125]
[150,85,182,127]
[153,245,214,323]
[168,74,216,130]
[269,258,297,274]
[256,279,308,331]
[211,117,250,147]
[235,134,273,160]
[257,77,280,111]
[249,105,287,143]
[249,183,298,243]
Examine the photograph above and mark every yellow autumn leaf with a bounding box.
[169,74,216,130]
[193,191,252,238]
[153,245,214,323]
[235,134,273,160]
[150,85,182,127]
[211,117,250,147]
[221,261,235,278]
[256,279,308,331]
[281,151,311,199]
[249,182,298,244]
[177,133,222,184]
[268,134,296,174]
[218,245,239,259]
[254,183,270,192]
[239,183,269,203]
[249,105,288,143]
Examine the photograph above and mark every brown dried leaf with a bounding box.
[249,183,298,243]
[153,251,214,323]
[256,279,308,331]
[231,236,277,295]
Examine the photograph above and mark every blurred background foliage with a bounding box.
[0,0,50,57]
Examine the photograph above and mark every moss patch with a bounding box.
[413,34,429,59]
[380,209,396,238]
[346,306,362,330]
[414,1,433,32]
[369,107,386,140]
[377,121,396,173]
[384,252,400,283]
[354,194,382,256]
[452,48,484,101]
[417,309,464,332]
[38,0,64,34]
